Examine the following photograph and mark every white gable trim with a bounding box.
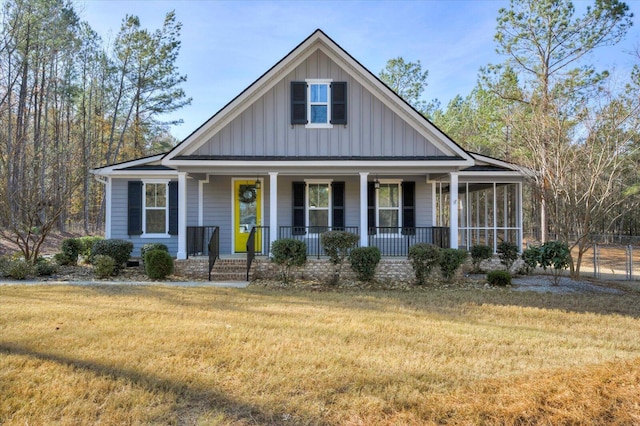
[91,154,167,176]
[163,30,473,165]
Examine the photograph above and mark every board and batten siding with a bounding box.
[111,178,178,257]
[193,50,446,158]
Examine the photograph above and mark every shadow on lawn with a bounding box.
[0,342,304,425]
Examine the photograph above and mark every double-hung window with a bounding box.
[308,80,331,127]
[307,181,331,233]
[377,182,401,234]
[144,180,169,236]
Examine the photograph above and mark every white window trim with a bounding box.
[304,179,333,235]
[305,78,333,129]
[376,180,403,237]
[142,179,170,238]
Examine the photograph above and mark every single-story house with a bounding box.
[91,29,526,262]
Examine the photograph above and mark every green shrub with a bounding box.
[487,270,511,286]
[93,255,116,279]
[144,250,174,280]
[91,239,133,271]
[408,243,441,285]
[53,252,73,266]
[0,256,11,277]
[141,243,169,260]
[321,231,359,285]
[439,248,468,281]
[470,244,493,273]
[349,246,381,282]
[36,258,58,276]
[539,240,571,286]
[6,259,34,280]
[61,238,82,265]
[497,241,519,271]
[521,245,541,275]
[271,239,307,285]
[78,236,103,258]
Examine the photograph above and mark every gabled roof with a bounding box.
[162,29,474,165]
[91,154,176,177]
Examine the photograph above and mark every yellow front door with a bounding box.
[234,180,261,253]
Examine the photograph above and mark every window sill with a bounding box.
[305,123,333,129]
[141,233,172,239]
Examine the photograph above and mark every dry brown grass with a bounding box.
[1,284,640,425]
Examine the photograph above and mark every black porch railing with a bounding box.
[368,227,450,256]
[279,226,360,258]
[208,227,220,281]
[247,226,270,281]
[187,226,218,258]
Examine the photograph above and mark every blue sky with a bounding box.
[78,0,640,140]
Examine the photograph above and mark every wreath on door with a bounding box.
[239,187,257,204]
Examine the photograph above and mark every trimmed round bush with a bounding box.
[487,270,512,286]
[91,239,133,271]
[439,248,468,281]
[521,245,541,275]
[271,239,307,284]
[144,249,174,280]
[53,252,73,266]
[497,241,519,271]
[141,243,169,260]
[61,238,82,265]
[6,259,34,280]
[93,255,116,279]
[78,236,103,259]
[349,246,381,282]
[470,244,492,272]
[36,258,58,276]
[408,243,441,285]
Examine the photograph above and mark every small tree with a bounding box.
[321,231,359,285]
[439,248,468,282]
[539,241,571,286]
[521,245,541,275]
[349,246,381,282]
[497,241,519,272]
[408,243,441,285]
[470,244,493,273]
[271,239,307,285]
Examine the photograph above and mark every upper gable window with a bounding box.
[308,80,331,127]
[291,80,347,127]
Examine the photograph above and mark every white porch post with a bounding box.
[269,172,278,250]
[518,181,523,253]
[449,172,459,249]
[359,172,369,247]
[177,172,187,259]
[105,177,112,239]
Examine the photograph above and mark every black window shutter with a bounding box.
[330,82,347,124]
[367,182,376,235]
[332,182,345,230]
[402,181,416,235]
[292,181,306,235]
[291,82,307,124]
[128,181,143,236]
[168,181,178,235]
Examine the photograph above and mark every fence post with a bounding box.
[593,243,600,279]
[627,244,633,281]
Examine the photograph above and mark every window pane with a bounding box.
[379,210,398,228]
[146,184,156,207]
[379,184,399,207]
[310,84,327,102]
[155,184,166,207]
[310,105,327,123]
[309,184,329,208]
[146,210,166,233]
[146,183,166,208]
[309,210,328,228]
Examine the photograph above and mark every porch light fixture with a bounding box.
[374,176,380,190]
[255,175,261,190]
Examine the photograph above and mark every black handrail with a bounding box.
[246,227,256,281]
[208,226,220,281]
